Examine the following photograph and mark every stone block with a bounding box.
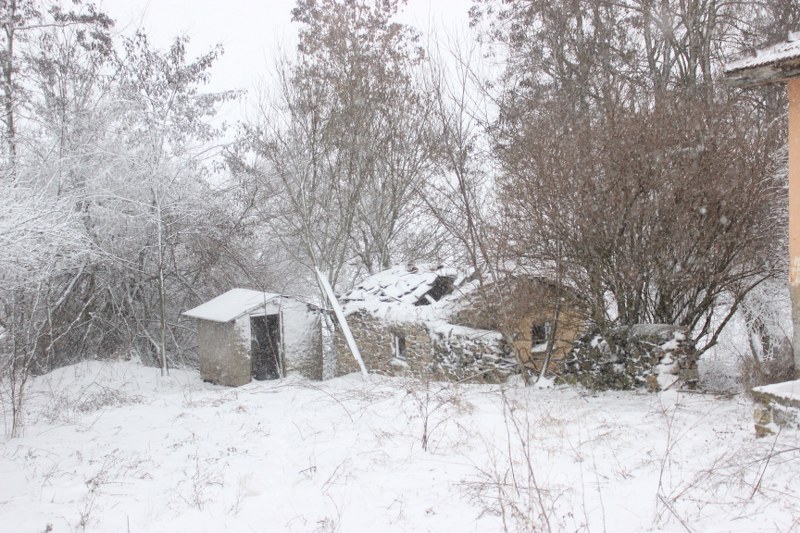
[751,380,800,437]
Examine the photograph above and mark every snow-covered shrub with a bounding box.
[737,281,796,393]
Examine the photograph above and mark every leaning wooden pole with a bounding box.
[789,79,800,378]
[315,268,369,378]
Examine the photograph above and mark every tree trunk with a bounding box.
[789,80,800,378]
[2,0,17,171]
[155,193,169,376]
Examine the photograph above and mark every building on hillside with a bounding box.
[333,265,582,382]
[184,289,323,386]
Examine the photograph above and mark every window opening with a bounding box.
[531,321,551,351]
[414,275,455,306]
[392,334,407,360]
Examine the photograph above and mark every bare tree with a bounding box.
[236,0,435,300]
[0,0,112,173]
[76,31,243,375]
[423,32,497,277]
[0,179,91,436]
[472,0,793,356]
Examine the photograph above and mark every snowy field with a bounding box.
[1,360,798,533]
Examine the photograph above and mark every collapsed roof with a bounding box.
[339,264,473,322]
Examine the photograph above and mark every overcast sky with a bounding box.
[98,0,473,124]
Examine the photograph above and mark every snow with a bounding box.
[340,264,468,323]
[2,360,799,532]
[343,264,461,306]
[531,342,549,353]
[183,288,280,323]
[754,379,800,401]
[426,320,504,342]
[725,38,800,73]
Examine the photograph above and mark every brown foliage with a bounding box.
[741,339,796,394]
[496,94,784,354]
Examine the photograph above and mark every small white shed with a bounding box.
[184,289,323,386]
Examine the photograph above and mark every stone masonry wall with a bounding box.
[427,326,515,383]
[562,324,699,391]
[335,312,516,383]
[198,317,251,387]
[752,380,800,437]
[335,312,433,377]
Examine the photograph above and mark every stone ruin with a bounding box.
[752,380,800,437]
[562,324,699,391]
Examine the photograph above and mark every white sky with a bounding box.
[98,0,473,124]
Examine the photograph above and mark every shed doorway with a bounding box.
[251,315,282,380]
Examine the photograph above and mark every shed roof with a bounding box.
[183,288,280,323]
[724,33,800,86]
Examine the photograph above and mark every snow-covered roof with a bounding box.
[753,379,800,403]
[340,264,473,322]
[725,33,800,86]
[183,288,280,323]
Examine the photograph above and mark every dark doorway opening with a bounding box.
[251,314,281,380]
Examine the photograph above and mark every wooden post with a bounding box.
[315,268,369,378]
[789,79,800,377]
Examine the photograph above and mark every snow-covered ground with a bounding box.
[1,361,798,532]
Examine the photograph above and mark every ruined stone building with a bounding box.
[334,265,582,383]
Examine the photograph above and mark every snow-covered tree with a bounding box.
[0,2,251,435]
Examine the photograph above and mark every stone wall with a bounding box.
[752,380,800,437]
[335,312,433,377]
[511,306,584,375]
[334,312,516,383]
[427,326,516,383]
[562,324,699,391]
[451,279,584,377]
[198,317,251,387]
